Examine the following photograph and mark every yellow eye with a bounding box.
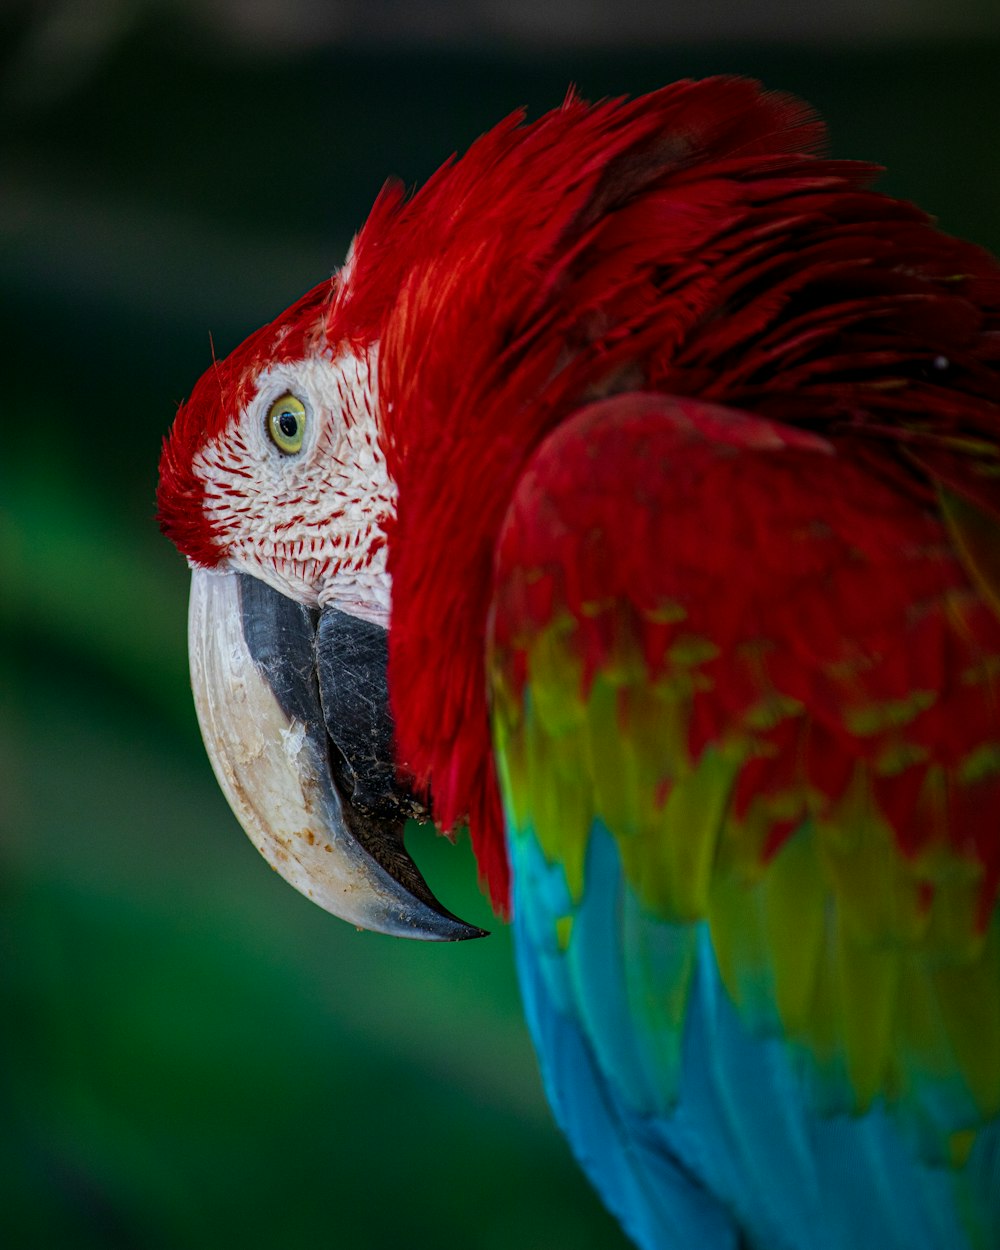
[266,393,306,454]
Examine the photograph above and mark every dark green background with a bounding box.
[3,11,999,1248]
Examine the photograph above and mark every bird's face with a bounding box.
[158,286,485,943]
[192,345,393,622]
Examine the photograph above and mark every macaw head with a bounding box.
[158,261,488,942]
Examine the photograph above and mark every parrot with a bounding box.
[157,78,1000,1249]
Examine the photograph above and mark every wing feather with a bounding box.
[489,392,1000,1247]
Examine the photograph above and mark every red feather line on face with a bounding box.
[157,280,337,566]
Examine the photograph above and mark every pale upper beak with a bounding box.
[187,566,486,941]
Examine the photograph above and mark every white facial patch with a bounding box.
[194,345,395,625]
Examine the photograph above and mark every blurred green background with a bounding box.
[2,4,999,1247]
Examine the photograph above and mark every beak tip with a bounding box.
[398,901,490,942]
[444,920,491,942]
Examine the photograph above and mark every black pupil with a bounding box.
[278,410,299,439]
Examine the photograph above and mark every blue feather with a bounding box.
[509,822,1000,1249]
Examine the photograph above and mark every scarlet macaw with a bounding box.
[158,79,1000,1248]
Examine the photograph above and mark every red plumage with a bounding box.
[319,78,1000,908]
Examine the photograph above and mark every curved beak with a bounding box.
[188,567,486,941]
